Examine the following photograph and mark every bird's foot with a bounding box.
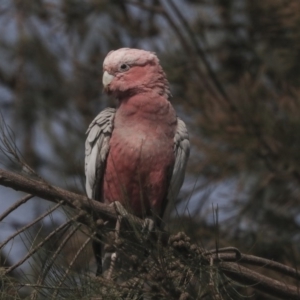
[112,201,129,218]
[109,201,128,241]
[142,217,155,233]
[111,201,130,238]
[111,201,156,242]
[105,252,117,279]
[141,217,156,242]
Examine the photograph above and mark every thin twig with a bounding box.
[30,224,82,300]
[51,232,95,299]
[0,194,33,222]
[0,201,64,250]
[3,214,80,275]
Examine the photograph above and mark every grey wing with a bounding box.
[167,117,190,204]
[85,107,115,199]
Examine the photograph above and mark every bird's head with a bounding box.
[102,48,171,99]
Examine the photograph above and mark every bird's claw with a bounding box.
[141,217,155,241]
[111,201,156,241]
[105,252,117,279]
[142,218,155,233]
[112,201,128,218]
[102,202,126,278]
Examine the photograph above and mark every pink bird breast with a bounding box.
[103,93,177,217]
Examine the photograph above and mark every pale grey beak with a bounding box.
[102,71,115,87]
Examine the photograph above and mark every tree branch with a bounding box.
[219,262,300,300]
[212,252,300,281]
[0,168,117,221]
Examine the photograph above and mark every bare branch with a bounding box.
[0,168,117,222]
[219,262,300,300]
[211,252,300,281]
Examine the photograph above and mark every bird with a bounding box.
[85,48,190,276]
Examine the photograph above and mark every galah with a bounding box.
[85,48,190,275]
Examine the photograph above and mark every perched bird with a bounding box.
[85,48,190,275]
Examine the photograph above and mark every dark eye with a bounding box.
[119,63,130,72]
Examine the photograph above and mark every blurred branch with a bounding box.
[210,252,300,281]
[166,0,229,103]
[125,0,164,13]
[127,0,224,102]
[219,262,300,300]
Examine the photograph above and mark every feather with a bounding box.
[85,107,115,199]
[164,117,190,218]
